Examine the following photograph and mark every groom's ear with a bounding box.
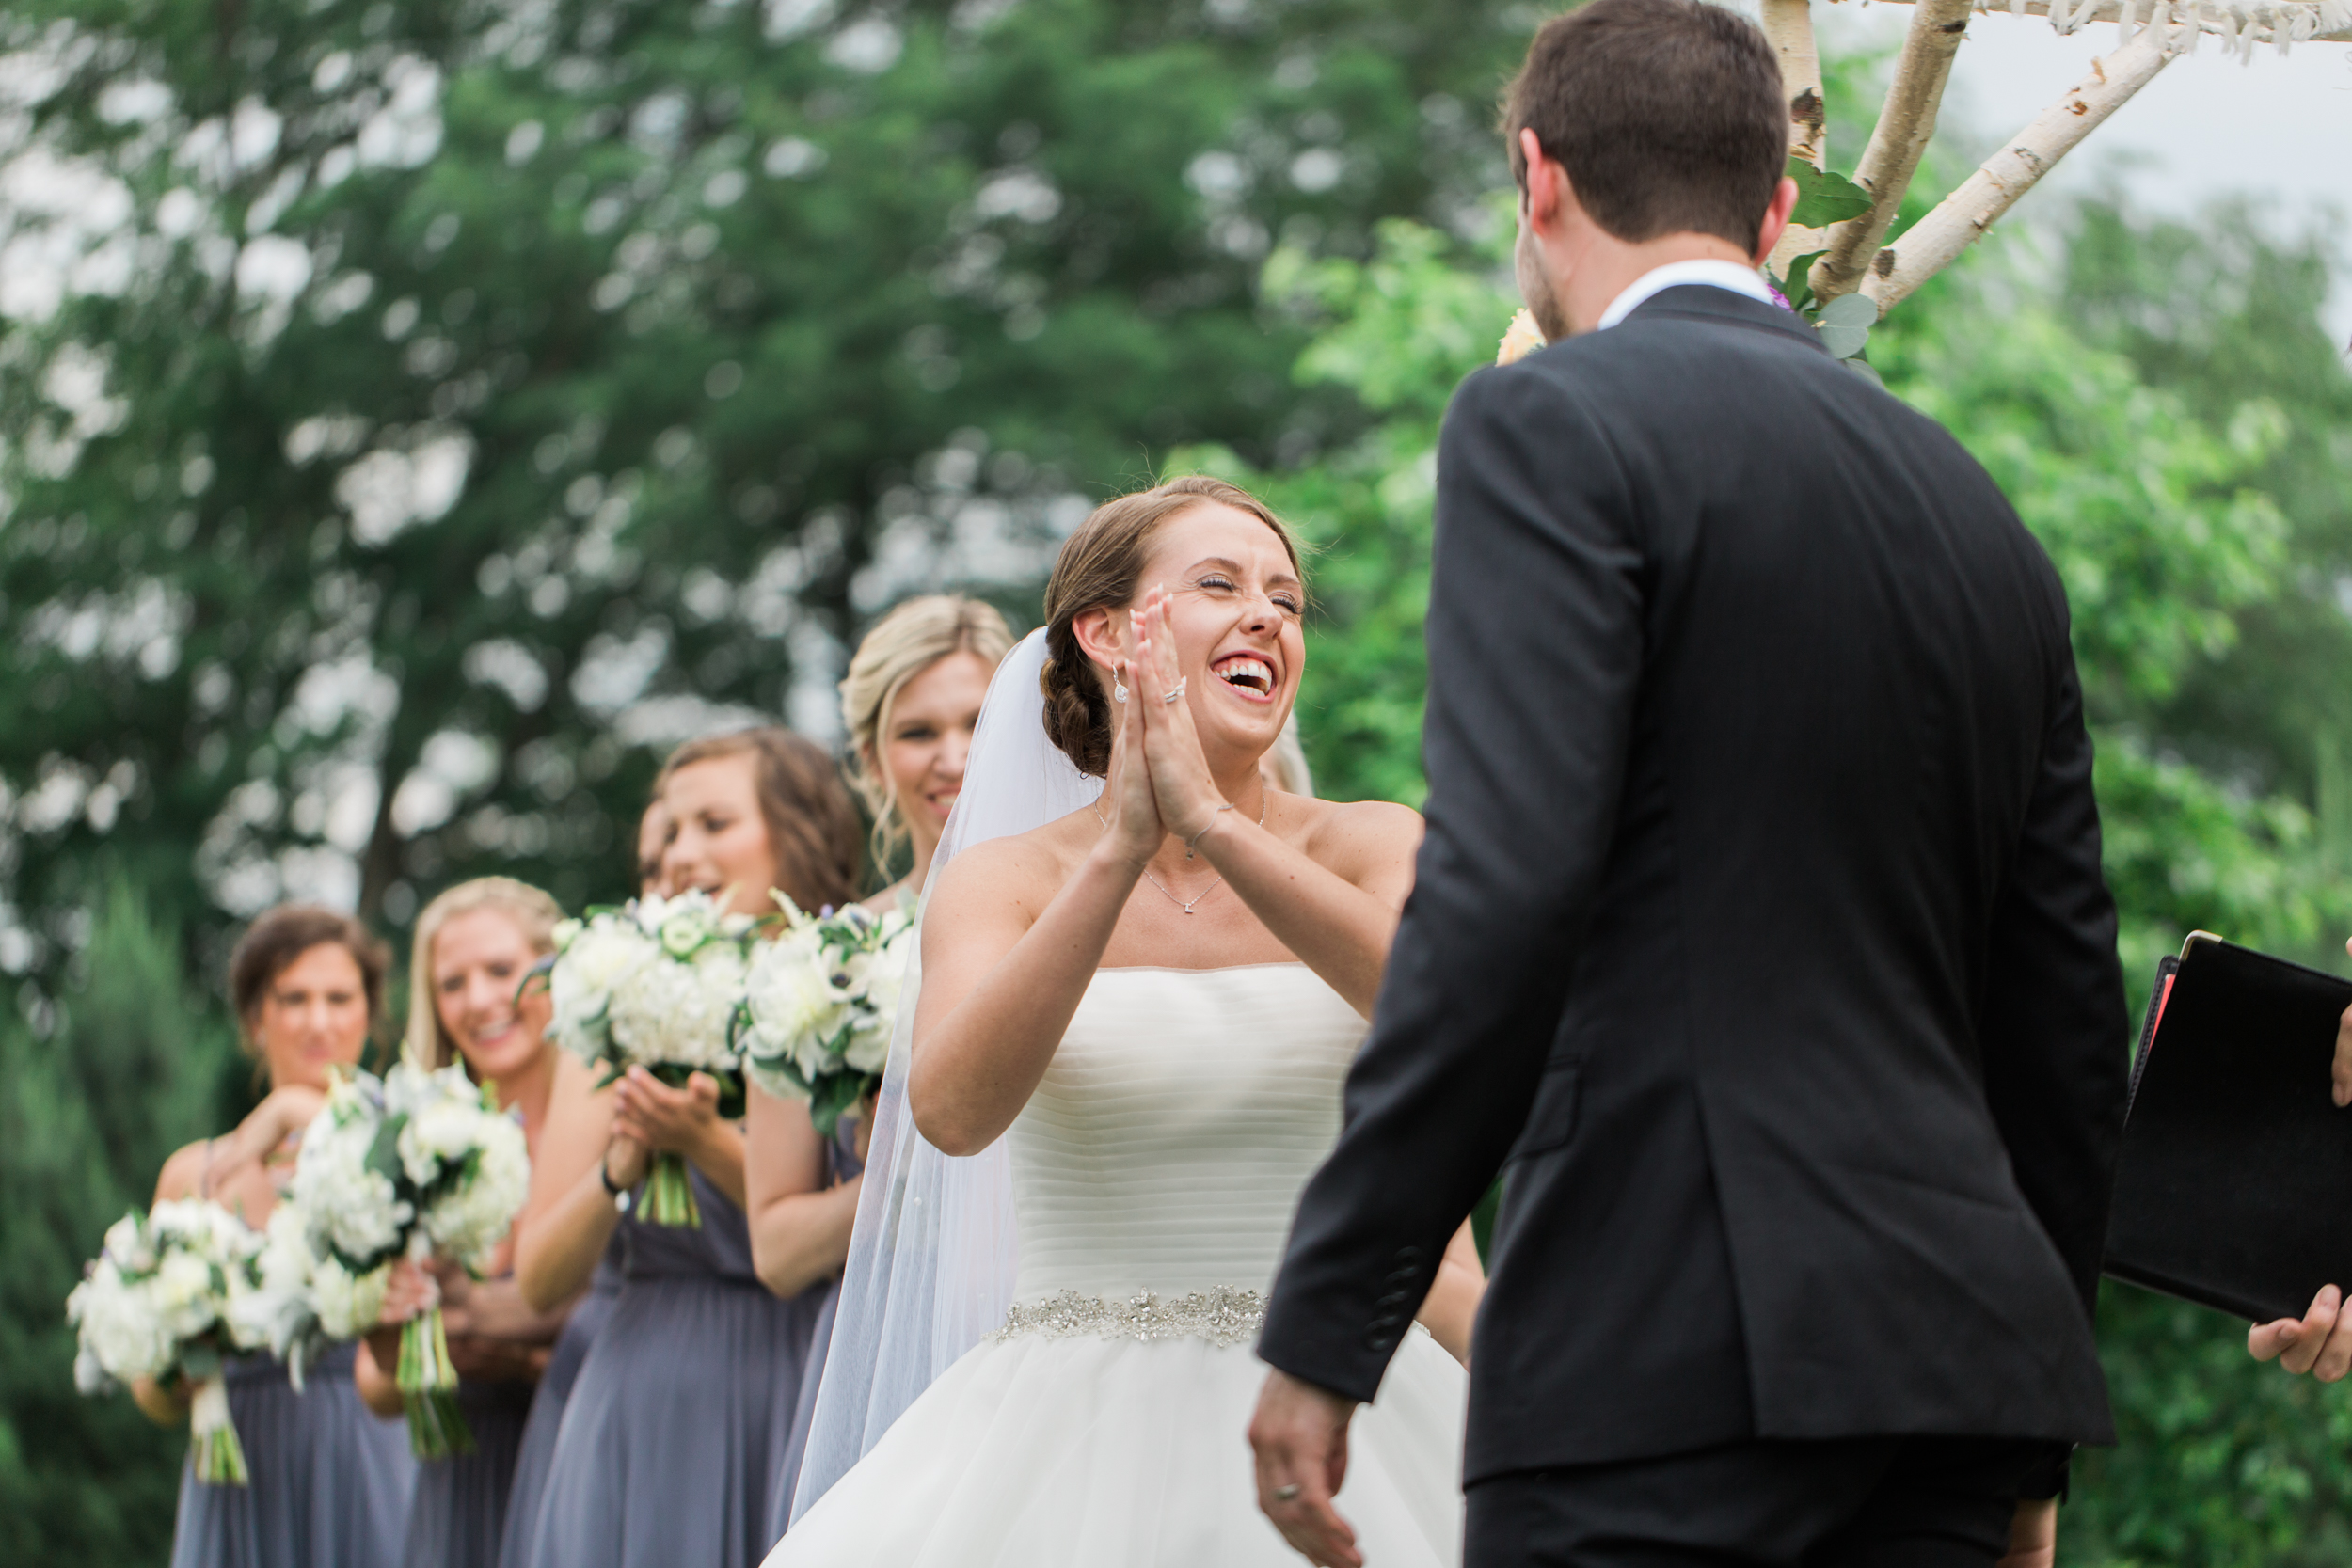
[1518,130,1565,232]
[1751,175,1800,267]
[1070,605,1124,678]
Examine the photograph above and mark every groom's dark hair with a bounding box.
[1503,0,1787,251]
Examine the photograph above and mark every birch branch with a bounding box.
[1759,0,1830,275]
[1863,0,2352,44]
[1809,0,1975,301]
[1860,22,2177,316]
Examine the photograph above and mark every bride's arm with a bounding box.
[1131,591,1421,1016]
[908,685,1162,1157]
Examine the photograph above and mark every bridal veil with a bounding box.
[787,627,1103,1521]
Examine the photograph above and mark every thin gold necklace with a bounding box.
[1094,793,1267,915]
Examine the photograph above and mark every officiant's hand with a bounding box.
[2249,1283,2352,1378]
[1249,1369,1362,1568]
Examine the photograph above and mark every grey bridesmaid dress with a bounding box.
[167,1342,417,1568]
[398,1370,534,1568]
[495,1234,624,1568]
[524,1167,827,1568]
[765,1125,865,1548]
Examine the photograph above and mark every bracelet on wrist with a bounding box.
[599,1158,632,1212]
[1185,801,1240,859]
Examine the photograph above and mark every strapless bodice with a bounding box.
[1007,964,1364,1309]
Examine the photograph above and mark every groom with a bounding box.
[1250,1,2129,1563]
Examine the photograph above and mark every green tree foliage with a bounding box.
[0,878,242,1567]
[0,0,1531,990]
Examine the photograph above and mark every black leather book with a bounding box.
[2105,933,2352,1323]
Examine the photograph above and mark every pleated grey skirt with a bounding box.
[167,1344,417,1568]
[496,1248,622,1568]
[522,1274,822,1568]
[401,1377,534,1568]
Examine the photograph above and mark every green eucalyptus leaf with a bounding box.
[1819,293,1879,328]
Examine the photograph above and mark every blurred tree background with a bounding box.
[2,0,2349,1561]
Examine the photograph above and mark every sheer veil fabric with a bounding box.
[787,628,1102,1523]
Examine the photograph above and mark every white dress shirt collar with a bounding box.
[1596,259,1776,331]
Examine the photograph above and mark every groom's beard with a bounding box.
[1515,223,1571,343]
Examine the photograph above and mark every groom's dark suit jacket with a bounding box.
[1261,286,2129,1485]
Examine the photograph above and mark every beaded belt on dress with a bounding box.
[993,1285,1266,1348]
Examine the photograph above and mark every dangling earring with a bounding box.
[1113,663,1129,705]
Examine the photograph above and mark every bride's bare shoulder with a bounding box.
[1293,795,1422,861]
[925,807,1102,921]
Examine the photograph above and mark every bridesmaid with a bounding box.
[747,594,1011,1541]
[146,904,416,1568]
[354,879,576,1568]
[516,730,862,1568]
[495,810,667,1568]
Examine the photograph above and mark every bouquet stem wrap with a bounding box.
[396,1306,473,1459]
[187,1373,248,1486]
[641,1153,702,1227]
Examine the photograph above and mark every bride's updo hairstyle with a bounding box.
[1039,475,1303,777]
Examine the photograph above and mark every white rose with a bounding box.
[743,933,846,1067]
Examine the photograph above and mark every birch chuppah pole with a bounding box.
[1757,0,2352,330]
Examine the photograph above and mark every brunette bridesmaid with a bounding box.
[148,905,416,1568]
[748,594,1011,1543]
[517,732,861,1568]
[354,879,576,1568]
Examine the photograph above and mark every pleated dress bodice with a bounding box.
[1007,964,1364,1310]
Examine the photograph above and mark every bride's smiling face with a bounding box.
[1120,502,1306,763]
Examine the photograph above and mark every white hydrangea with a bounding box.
[288,1084,411,1266]
[606,939,746,1071]
[548,918,656,1059]
[385,1058,531,1274]
[309,1255,391,1339]
[66,1196,266,1394]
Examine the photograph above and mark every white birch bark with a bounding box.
[1858,23,2178,315]
[1760,0,1831,276]
[1809,0,1976,301]
[1864,0,2350,43]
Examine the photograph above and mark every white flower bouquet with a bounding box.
[546,889,755,1226]
[740,898,914,1138]
[67,1199,270,1484]
[265,1061,530,1457]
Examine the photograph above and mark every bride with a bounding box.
[768,475,1482,1566]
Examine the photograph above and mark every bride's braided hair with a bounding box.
[1039,475,1303,777]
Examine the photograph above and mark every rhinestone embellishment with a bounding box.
[994,1286,1267,1349]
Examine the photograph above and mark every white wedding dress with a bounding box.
[767,962,1467,1567]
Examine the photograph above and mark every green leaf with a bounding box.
[1774,249,1825,316]
[806,1071,873,1139]
[1788,158,1872,229]
[365,1116,407,1187]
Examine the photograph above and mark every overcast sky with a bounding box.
[1817,2,2352,337]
